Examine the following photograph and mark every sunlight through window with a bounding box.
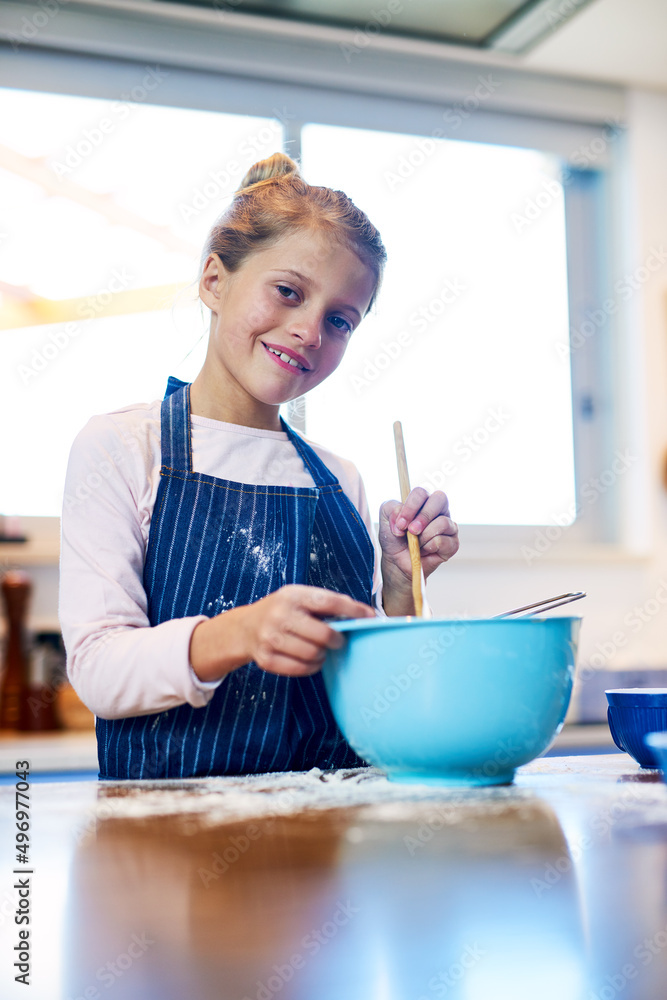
[301,124,576,525]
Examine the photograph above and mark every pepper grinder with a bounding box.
[0,570,31,730]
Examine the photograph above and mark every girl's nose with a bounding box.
[288,314,322,350]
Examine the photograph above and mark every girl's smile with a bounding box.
[192,228,377,429]
[262,341,311,372]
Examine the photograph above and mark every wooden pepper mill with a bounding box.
[0,570,32,729]
[0,570,58,731]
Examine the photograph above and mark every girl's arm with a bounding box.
[189,585,373,682]
[60,412,220,719]
[188,451,380,680]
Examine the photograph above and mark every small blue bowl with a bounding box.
[322,615,580,786]
[605,689,667,767]
[644,732,667,775]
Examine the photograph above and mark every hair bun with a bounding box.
[201,149,386,316]
[234,152,301,198]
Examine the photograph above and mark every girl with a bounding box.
[59,152,459,780]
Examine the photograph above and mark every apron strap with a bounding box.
[164,375,188,398]
[160,378,193,473]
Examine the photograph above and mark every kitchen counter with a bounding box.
[1,754,666,999]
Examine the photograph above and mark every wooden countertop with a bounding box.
[1,754,666,999]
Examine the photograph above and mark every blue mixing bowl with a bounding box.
[322,615,580,786]
[605,689,667,767]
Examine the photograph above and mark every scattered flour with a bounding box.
[205,595,235,615]
[93,766,540,827]
[89,758,667,831]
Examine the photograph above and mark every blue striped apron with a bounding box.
[96,378,374,779]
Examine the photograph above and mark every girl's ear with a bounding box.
[199,254,229,313]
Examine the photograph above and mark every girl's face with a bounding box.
[197,227,376,426]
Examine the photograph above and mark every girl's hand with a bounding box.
[190,584,375,682]
[246,585,374,676]
[378,488,459,616]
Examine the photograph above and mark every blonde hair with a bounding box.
[200,152,387,316]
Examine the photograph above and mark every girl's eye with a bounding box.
[328,315,352,334]
[277,285,298,301]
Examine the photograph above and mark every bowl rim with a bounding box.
[327,614,583,633]
[605,688,667,707]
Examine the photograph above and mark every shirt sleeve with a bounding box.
[58,414,222,720]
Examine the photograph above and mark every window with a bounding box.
[301,123,576,525]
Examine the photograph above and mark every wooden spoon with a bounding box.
[393,421,430,618]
